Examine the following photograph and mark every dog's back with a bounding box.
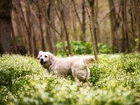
[82,56,94,66]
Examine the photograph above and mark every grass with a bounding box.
[0,53,140,105]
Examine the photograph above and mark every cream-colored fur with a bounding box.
[37,51,94,85]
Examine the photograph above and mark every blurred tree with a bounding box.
[130,0,140,52]
[0,0,12,54]
[108,0,117,53]
[82,0,86,41]
[130,0,137,52]
[121,0,129,53]
[86,0,98,62]
[9,0,140,55]
[19,0,33,54]
[72,0,86,41]
[32,0,46,52]
[44,0,55,53]
[57,0,72,55]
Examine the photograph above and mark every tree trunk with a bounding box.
[129,0,140,52]
[32,24,38,57]
[11,25,17,53]
[0,0,12,54]
[72,0,86,41]
[19,1,33,54]
[134,0,140,52]
[45,0,53,53]
[0,18,11,54]
[108,0,117,53]
[121,0,129,53]
[82,0,86,41]
[71,7,78,40]
[50,2,57,54]
[57,0,72,56]
[36,1,46,51]
[17,4,28,50]
[87,0,98,62]
[130,1,136,51]
[38,13,46,51]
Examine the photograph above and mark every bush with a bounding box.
[0,54,140,105]
[0,54,45,104]
[98,43,117,54]
[56,41,93,56]
[56,41,117,56]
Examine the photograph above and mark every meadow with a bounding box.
[0,53,140,105]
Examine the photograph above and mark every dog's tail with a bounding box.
[83,56,94,66]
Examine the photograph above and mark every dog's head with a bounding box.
[37,51,54,65]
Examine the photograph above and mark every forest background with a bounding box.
[1,1,140,105]
[0,0,140,57]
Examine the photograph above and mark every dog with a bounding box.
[37,51,94,86]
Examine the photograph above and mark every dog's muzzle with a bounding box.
[40,58,46,65]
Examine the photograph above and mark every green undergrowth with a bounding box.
[0,53,140,105]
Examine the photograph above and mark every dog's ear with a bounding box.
[48,52,54,63]
[37,51,43,59]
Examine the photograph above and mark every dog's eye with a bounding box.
[40,55,42,57]
[44,55,47,58]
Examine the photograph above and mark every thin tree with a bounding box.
[133,0,140,52]
[19,0,33,54]
[130,0,137,51]
[16,2,28,52]
[121,0,129,53]
[32,0,46,51]
[108,0,117,53]
[44,0,54,53]
[57,0,72,56]
[86,0,98,62]
[54,1,67,54]
[82,0,86,41]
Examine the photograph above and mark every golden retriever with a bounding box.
[37,51,94,86]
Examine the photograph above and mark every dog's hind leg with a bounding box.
[85,67,90,86]
[71,67,90,86]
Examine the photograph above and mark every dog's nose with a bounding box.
[40,58,44,65]
[40,58,44,62]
